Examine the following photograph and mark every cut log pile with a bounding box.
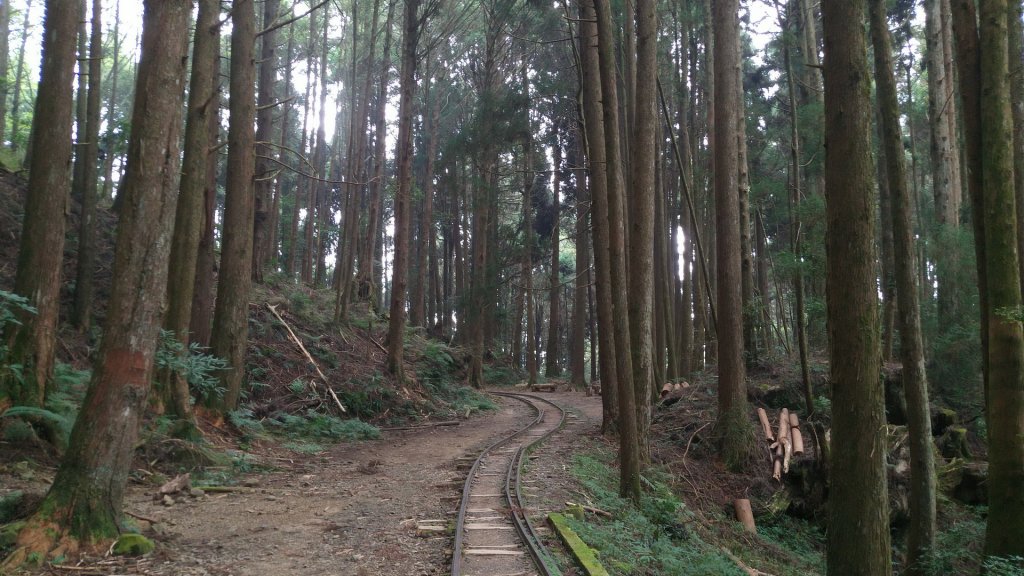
[659,381,690,399]
[757,407,805,481]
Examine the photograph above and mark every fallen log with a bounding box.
[757,408,774,443]
[788,411,804,455]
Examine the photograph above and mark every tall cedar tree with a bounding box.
[162,0,221,431]
[71,0,103,331]
[713,0,753,469]
[0,0,79,409]
[593,0,641,501]
[628,0,656,462]
[822,0,892,573]
[252,0,280,284]
[578,0,619,433]
[925,0,962,323]
[545,127,561,378]
[869,0,936,570]
[388,0,421,382]
[8,0,31,154]
[12,0,189,555]
[0,0,8,145]
[978,0,1024,558]
[210,0,257,412]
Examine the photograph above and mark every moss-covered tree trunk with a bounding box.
[821,0,892,573]
[14,0,189,557]
[209,0,256,412]
[0,0,79,410]
[870,1,937,571]
[978,0,1024,558]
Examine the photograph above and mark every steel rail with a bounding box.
[450,391,565,576]
[501,393,566,576]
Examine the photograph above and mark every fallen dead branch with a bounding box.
[565,501,613,518]
[720,546,777,576]
[267,304,347,413]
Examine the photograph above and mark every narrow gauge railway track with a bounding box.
[450,391,566,576]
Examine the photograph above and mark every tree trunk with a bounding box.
[387,0,420,383]
[209,0,256,412]
[978,0,1024,558]
[593,0,640,502]
[0,0,8,146]
[338,0,383,322]
[287,7,319,279]
[303,11,329,285]
[822,0,892,572]
[0,0,78,410]
[579,0,618,433]
[870,1,937,570]
[161,0,219,434]
[14,0,189,554]
[713,0,752,470]
[571,128,590,389]
[774,0,813,414]
[628,0,656,461]
[545,126,562,377]
[8,0,30,152]
[524,166,537,386]
[357,0,394,305]
[877,104,897,362]
[71,0,103,331]
[190,70,221,349]
[926,0,961,322]
[1009,2,1024,293]
[251,0,279,284]
[410,75,436,328]
[100,0,120,202]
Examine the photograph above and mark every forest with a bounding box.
[0,0,1022,574]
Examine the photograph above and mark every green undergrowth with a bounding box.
[0,363,90,450]
[565,451,744,575]
[229,407,380,450]
[738,511,826,575]
[918,503,1022,576]
[416,340,496,416]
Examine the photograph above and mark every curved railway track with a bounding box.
[450,391,566,576]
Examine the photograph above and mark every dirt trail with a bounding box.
[44,389,602,576]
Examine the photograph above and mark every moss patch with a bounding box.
[112,534,154,556]
[548,513,609,576]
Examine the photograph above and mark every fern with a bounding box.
[155,329,229,400]
[1,406,73,449]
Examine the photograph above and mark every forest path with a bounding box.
[108,389,601,576]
